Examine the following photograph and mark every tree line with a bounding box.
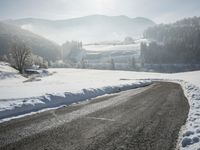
[141,16,200,64]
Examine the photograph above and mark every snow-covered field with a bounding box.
[0,61,200,149]
[0,62,152,120]
[83,43,140,52]
[83,39,149,52]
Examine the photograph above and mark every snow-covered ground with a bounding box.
[83,39,149,52]
[0,61,200,149]
[83,43,140,52]
[0,62,152,120]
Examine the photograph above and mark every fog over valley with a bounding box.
[6,15,155,44]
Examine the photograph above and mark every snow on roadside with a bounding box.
[0,80,151,121]
[176,81,200,150]
[167,71,200,150]
[0,62,200,149]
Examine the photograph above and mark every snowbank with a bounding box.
[0,81,151,120]
[176,81,200,150]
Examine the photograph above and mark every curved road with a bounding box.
[0,82,189,150]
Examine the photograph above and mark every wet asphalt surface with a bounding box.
[0,82,189,150]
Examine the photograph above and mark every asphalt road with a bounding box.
[0,82,189,150]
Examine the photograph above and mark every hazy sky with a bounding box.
[0,0,199,23]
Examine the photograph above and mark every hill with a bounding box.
[141,16,200,65]
[0,22,61,61]
[9,15,155,44]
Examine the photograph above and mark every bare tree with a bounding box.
[110,58,115,70]
[129,56,137,70]
[10,43,31,74]
[80,58,86,69]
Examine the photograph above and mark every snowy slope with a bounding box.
[0,62,200,149]
[0,62,23,80]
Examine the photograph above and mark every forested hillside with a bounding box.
[0,22,61,61]
[141,17,200,64]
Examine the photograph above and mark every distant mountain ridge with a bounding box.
[8,15,155,44]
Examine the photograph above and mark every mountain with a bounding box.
[8,15,155,44]
[0,21,61,61]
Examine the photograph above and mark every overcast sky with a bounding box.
[0,0,199,23]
